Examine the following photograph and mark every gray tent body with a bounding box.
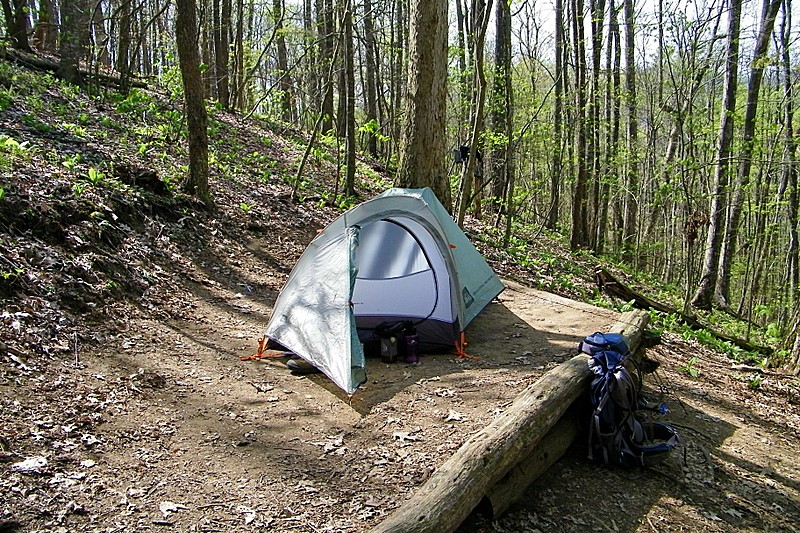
[264,187,504,394]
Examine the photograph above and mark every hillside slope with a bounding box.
[1,61,799,533]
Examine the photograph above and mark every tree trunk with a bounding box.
[598,1,621,255]
[456,0,492,227]
[32,0,58,53]
[318,0,335,134]
[175,0,212,205]
[780,0,799,311]
[789,315,800,375]
[396,0,451,210]
[213,0,231,109]
[1,0,32,52]
[389,0,405,150]
[489,0,511,212]
[202,5,214,100]
[570,0,590,249]
[455,0,470,142]
[621,0,639,263]
[547,0,564,230]
[343,0,356,196]
[588,0,605,252]
[58,0,88,85]
[233,0,245,110]
[91,0,110,66]
[117,0,132,92]
[273,0,294,122]
[691,0,742,310]
[715,0,782,308]
[362,0,379,158]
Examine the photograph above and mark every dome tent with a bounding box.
[264,187,505,394]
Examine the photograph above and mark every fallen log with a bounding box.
[0,48,148,90]
[370,310,649,533]
[596,267,771,355]
[484,405,580,517]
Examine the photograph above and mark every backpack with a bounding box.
[580,332,679,467]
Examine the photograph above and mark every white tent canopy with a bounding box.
[264,188,505,394]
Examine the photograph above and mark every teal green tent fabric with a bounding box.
[264,187,504,394]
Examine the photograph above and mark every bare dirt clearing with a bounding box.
[4,265,800,532]
[4,277,619,532]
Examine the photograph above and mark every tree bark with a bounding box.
[547,0,564,230]
[389,0,405,149]
[455,0,470,141]
[456,0,492,227]
[343,0,356,196]
[91,0,110,66]
[485,406,581,517]
[598,1,621,255]
[362,0,379,158]
[691,0,742,310]
[588,0,605,252]
[396,0,451,210]
[32,0,58,53]
[0,0,32,52]
[318,0,335,134]
[233,0,245,110]
[570,0,590,249]
[58,0,88,85]
[175,0,212,205]
[273,0,294,121]
[621,0,639,263]
[780,0,799,311]
[489,0,511,211]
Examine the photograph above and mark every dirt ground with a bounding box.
[3,269,800,532]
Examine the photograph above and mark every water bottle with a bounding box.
[404,330,419,364]
[381,336,398,363]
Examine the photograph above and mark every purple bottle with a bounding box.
[404,329,419,364]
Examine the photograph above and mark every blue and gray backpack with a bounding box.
[579,332,679,467]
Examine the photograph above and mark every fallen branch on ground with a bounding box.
[595,267,771,356]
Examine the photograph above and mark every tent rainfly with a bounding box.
[264,187,505,394]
